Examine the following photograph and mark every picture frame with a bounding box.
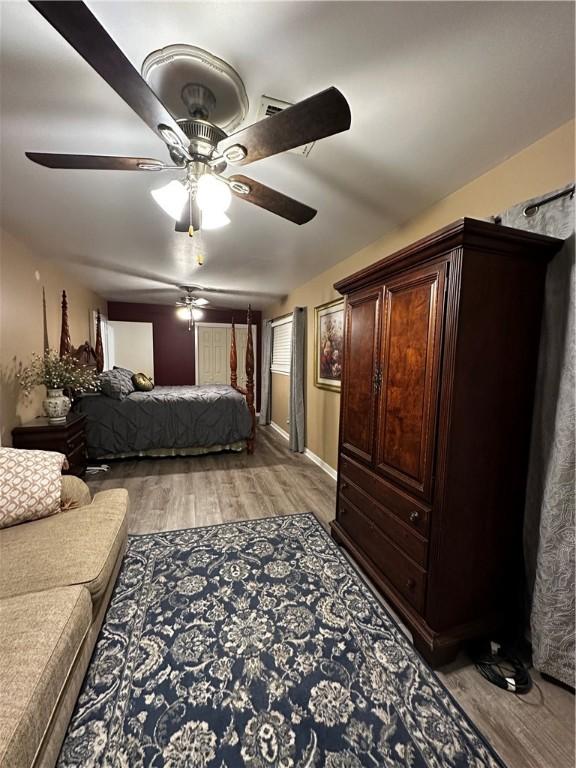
[314,298,345,391]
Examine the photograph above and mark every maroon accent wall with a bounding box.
[107,302,262,408]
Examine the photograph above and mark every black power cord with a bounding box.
[471,640,532,694]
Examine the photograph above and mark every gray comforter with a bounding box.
[74,385,252,459]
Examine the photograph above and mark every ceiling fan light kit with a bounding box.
[196,175,232,213]
[176,305,204,325]
[150,179,188,221]
[200,210,231,230]
[25,2,352,235]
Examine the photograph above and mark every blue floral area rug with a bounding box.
[58,513,505,767]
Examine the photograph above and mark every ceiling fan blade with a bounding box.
[218,87,351,166]
[26,153,168,171]
[29,1,189,153]
[177,284,280,300]
[229,175,316,225]
[175,200,201,233]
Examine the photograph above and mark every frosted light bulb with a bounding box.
[200,209,231,230]
[150,180,188,221]
[196,175,232,213]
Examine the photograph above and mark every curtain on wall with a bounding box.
[289,307,306,452]
[258,320,272,426]
[495,183,575,687]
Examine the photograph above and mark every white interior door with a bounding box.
[196,324,257,387]
[197,326,229,384]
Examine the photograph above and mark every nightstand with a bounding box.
[11,413,87,476]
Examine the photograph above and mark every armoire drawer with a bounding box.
[339,480,428,567]
[338,497,427,613]
[340,454,430,534]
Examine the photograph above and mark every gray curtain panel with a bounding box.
[289,307,306,452]
[495,183,575,687]
[258,320,272,426]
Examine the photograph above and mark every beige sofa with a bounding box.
[0,477,128,768]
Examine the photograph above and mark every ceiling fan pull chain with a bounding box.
[188,192,194,238]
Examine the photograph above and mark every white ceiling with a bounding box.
[1,1,574,309]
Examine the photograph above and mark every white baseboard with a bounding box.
[304,448,338,481]
[269,422,337,481]
[270,421,290,441]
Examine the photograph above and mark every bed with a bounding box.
[58,292,257,459]
[75,384,253,459]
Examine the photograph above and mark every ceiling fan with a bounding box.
[25,1,352,234]
[175,285,210,308]
[175,285,210,330]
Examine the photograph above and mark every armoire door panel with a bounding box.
[340,288,381,464]
[376,262,447,498]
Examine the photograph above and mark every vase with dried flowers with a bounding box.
[17,350,100,424]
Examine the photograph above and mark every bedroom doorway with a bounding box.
[195,323,257,389]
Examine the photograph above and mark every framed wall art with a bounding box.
[314,298,344,391]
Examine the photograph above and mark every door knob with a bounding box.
[409,511,420,524]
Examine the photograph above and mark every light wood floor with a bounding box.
[86,426,574,768]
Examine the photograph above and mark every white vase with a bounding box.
[42,388,71,424]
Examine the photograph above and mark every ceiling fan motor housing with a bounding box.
[170,118,227,166]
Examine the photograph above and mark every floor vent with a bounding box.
[257,95,315,157]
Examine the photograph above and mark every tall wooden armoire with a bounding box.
[331,218,562,666]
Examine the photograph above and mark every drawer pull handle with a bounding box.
[341,482,349,490]
[409,511,420,524]
[406,577,416,591]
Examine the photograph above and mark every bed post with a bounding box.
[245,305,256,454]
[59,290,71,357]
[95,309,104,373]
[230,317,238,389]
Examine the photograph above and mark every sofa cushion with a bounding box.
[0,586,92,768]
[0,489,128,609]
[61,475,92,510]
[0,447,66,529]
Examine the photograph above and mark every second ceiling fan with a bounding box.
[25,1,352,234]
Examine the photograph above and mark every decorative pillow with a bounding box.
[113,366,134,377]
[99,369,135,400]
[114,365,134,384]
[0,447,66,529]
[115,367,137,395]
[132,372,154,392]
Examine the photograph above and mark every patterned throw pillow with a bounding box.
[0,447,66,529]
[99,369,135,400]
[113,366,134,378]
[114,367,136,396]
[131,372,154,392]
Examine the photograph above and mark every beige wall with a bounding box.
[0,228,105,445]
[268,119,575,470]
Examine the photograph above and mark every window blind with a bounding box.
[271,315,293,375]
